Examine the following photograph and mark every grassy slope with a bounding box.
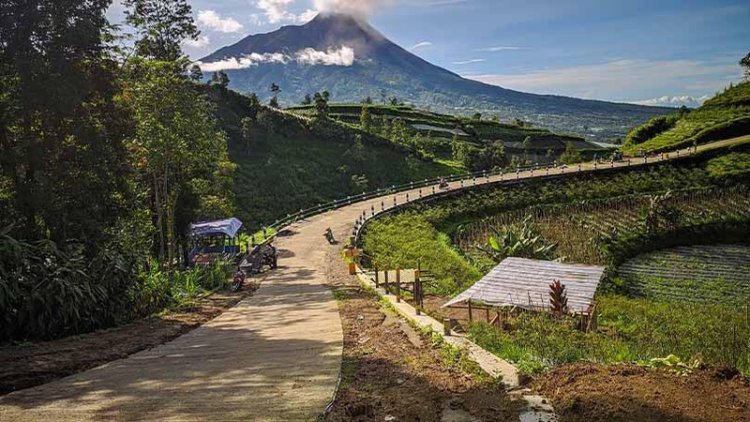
[206,87,457,228]
[622,82,750,154]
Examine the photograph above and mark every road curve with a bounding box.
[0,142,727,421]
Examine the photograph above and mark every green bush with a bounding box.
[624,114,680,147]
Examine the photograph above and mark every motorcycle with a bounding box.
[325,227,337,244]
[231,268,246,292]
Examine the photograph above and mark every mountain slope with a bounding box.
[201,13,671,141]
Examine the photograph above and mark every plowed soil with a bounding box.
[533,362,750,422]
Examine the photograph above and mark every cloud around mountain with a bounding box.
[197,46,356,72]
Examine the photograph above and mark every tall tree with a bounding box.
[360,106,372,132]
[0,0,132,247]
[124,0,199,61]
[741,51,750,79]
[124,59,233,265]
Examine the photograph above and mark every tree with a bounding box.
[0,0,133,248]
[360,106,372,132]
[472,112,482,121]
[313,92,329,119]
[270,83,281,94]
[741,51,750,79]
[124,0,199,61]
[211,70,229,88]
[302,94,312,105]
[124,59,234,265]
[559,142,583,165]
[241,117,254,154]
[451,132,464,162]
[189,64,203,81]
[362,96,373,105]
[269,96,280,108]
[390,97,400,106]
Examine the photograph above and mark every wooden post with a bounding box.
[395,269,401,303]
[384,270,389,294]
[485,306,490,322]
[467,300,473,322]
[374,267,379,288]
[443,318,451,336]
[414,269,421,315]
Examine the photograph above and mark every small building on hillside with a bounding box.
[443,257,605,314]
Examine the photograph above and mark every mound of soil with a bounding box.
[533,362,750,422]
[0,287,257,395]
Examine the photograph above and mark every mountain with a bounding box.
[200,13,672,140]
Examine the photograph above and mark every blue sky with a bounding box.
[108,0,750,106]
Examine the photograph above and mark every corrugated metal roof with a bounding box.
[443,258,605,313]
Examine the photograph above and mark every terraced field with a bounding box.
[456,186,750,265]
[618,244,750,303]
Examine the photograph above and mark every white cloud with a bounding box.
[630,95,711,108]
[298,8,319,23]
[256,0,318,24]
[198,46,355,71]
[197,10,244,33]
[469,59,741,100]
[409,41,432,51]
[453,58,485,65]
[478,46,522,52]
[296,46,355,66]
[198,53,289,72]
[313,0,391,17]
[183,35,210,48]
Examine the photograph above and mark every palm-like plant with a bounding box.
[479,216,557,261]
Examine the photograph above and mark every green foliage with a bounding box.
[470,294,750,375]
[559,142,583,164]
[124,0,199,61]
[123,59,235,264]
[480,216,557,262]
[706,152,750,177]
[624,114,681,147]
[363,214,482,295]
[622,82,750,154]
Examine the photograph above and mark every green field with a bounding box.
[623,82,750,155]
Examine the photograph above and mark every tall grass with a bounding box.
[0,226,230,342]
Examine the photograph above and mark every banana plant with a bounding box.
[479,216,557,261]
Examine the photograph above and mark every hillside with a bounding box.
[289,103,611,164]
[199,13,671,141]
[203,87,458,228]
[623,81,750,154]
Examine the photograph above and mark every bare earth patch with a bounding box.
[324,251,521,421]
[0,285,258,395]
[532,362,750,422]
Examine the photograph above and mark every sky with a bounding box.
[107,0,750,107]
